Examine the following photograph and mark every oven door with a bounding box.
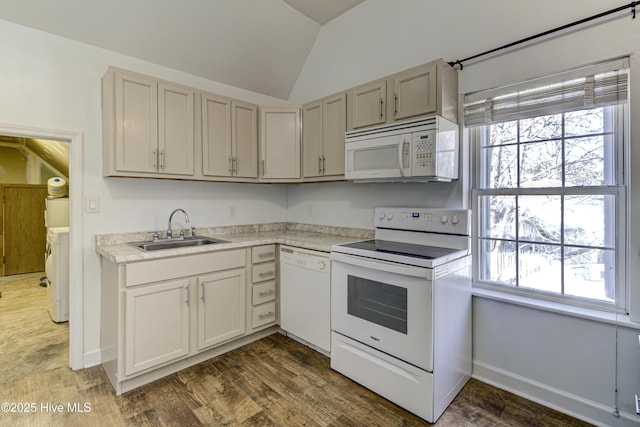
[331,252,433,372]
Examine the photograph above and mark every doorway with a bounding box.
[0,124,82,371]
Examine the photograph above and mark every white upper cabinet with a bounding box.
[231,100,259,178]
[112,71,158,174]
[103,67,195,178]
[201,92,232,177]
[302,92,346,180]
[302,100,323,178]
[158,83,195,175]
[389,62,437,121]
[259,107,301,181]
[201,95,258,179]
[347,79,387,131]
[346,59,458,131]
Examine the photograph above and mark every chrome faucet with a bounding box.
[167,208,189,239]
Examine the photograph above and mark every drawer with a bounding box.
[252,261,276,283]
[252,281,276,305]
[252,302,277,328]
[252,244,276,263]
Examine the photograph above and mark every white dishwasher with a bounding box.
[279,245,331,354]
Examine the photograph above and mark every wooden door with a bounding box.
[2,185,48,275]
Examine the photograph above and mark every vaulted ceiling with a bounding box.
[0,0,365,100]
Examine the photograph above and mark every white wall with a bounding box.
[0,19,290,366]
[289,0,640,425]
[287,181,463,228]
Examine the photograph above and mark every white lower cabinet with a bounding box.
[197,268,246,350]
[101,248,278,395]
[125,278,190,376]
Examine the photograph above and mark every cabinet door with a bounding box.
[202,93,232,177]
[347,79,386,131]
[125,279,190,376]
[197,269,246,350]
[232,100,259,178]
[114,71,158,173]
[158,83,194,175]
[390,62,437,122]
[260,108,301,180]
[322,93,346,177]
[302,100,323,178]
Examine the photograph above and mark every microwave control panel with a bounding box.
[412,131,435,175]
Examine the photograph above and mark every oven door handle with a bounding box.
[331,252,428,278]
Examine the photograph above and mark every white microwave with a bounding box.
[345,116,459,182]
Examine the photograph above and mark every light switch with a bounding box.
[86,196,100,213]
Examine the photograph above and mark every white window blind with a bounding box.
[464,57,629,127]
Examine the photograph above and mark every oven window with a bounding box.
[347,275,407,334]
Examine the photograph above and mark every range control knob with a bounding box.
[440,215,449,224]
[378,212,386,220]
[318,261,326,270]
[452,215,460,225]
[386,212,394,220]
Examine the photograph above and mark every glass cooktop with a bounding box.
[339,239,462,261]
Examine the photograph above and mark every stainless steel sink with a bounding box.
[129,236,228,251]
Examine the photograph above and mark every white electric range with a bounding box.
[330,207,472,423]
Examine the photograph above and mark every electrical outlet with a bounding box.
[229,206,236,219]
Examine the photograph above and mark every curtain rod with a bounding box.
[447,1,639,70]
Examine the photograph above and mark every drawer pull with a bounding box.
[258,252,275,258]
[259,289,274,297]
[258,311,275,320]
[259,271,275,278]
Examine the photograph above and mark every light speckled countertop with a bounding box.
[96,223,373,264]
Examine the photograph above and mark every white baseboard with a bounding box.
[83,349,102,369]
[473,361,638,427]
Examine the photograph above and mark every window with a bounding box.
[467,59,628,311]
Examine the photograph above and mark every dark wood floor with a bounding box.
[0,273,593,426]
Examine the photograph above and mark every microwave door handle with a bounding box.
[398,139,406,177]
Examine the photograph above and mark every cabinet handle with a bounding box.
[258,311,275,319]
[394,94,398,116]
[159,150,165,170]
[322,156,326,174]
[259,271,275,278]
[200,282,205,303]
[184,285,189,306]
[380,98,384,119]
[261,159,265,176]
[318,156,323,174]
[258,252,275,259]
[152,149,158,169]
[259,289,275,297]
[228,157,233,174]
[233,157,238,174]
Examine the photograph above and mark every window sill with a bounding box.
[472,287,640,330]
